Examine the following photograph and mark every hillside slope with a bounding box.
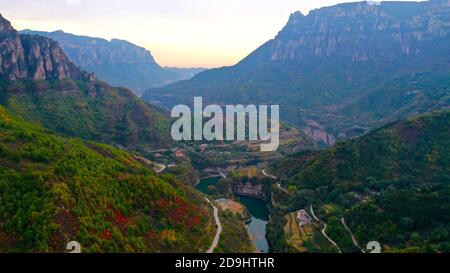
[269,110,450,252]
[0,106,215,252]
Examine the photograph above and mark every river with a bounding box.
[196,177,270,253]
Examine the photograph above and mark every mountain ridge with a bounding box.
[143,0,450,145]
[0,14,173,153]
[0,16,94,82]
[20,29,205,95]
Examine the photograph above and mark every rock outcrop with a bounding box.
[270,0,450,63]
[233,182,266,200]
[0,14,93,81]
[20,30,204,95]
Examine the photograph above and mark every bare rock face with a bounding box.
[0,14,93,81]
[19,31,159,68]
[302,120,336,146]
[233,182,265,199]
[270,0,450,63]
[0,15,28,80]
[18,29,188,95]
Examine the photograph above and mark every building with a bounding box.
[296,209,312,227]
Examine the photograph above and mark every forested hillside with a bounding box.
[0,106,214,252]
[269,111,450,252]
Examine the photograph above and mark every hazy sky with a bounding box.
[1,0,424,68]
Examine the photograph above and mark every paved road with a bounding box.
[262,169,278,180]
[155,164,166,174]
[310,205,342,253]
[341,217,365,253]
[276,183,291,195]
[205,198,222,253]
[219,169,227,179]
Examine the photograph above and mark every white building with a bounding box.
[297,209,312,227]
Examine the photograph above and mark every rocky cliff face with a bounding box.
[144,0,450,144]
[20,30,159,67]
[0,15,28,80]
[234,183,264,198]
[302,120,336,146]
[19,30,198,95]
[0,14,92,81]
[269,0,450,63]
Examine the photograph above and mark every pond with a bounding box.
[238,196,270,253]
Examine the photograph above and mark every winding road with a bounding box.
[155,164,166,174]
[276,183,290,195]
[262,169,278,180]
[341,217,365,253]
[205,198,222,253]
[310,205,342,254]
[219,169,227,179]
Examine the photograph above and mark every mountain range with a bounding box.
[20,30,205,96]
[143,0,450,146]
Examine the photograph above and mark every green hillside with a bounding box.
[0,106,214,252]
[269,111,450,252]
[0,79,172,154]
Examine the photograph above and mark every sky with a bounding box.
[0,0,425,68]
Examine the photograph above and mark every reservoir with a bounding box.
[238,196,270,253]
[196,176,222,194]
[196,177,270,253]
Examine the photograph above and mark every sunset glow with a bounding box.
[1,0,425,68]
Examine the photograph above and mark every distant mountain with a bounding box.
[165,67,206,81]
[268,110,450,252]
[0,105,215,253]
[20,30,203,96]
[143,0,450,146]
[0,14,172,153]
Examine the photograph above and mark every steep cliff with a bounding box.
[0,15,92,81]
[20,30,204,95]
[0,14,172,152]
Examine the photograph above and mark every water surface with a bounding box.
[196,176,222,194]
[238,196,269,253]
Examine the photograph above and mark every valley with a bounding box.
[0,0,449,254]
